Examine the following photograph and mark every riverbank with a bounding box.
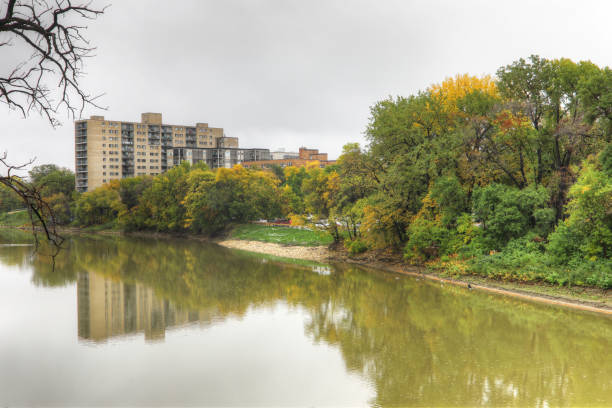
[218,237,612,315]
[2,222,611,314]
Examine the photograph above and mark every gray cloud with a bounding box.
[2,0,612,173]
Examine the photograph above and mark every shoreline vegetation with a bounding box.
[2,220,610,315]
[216,227,612,315]
[1,55,610,310]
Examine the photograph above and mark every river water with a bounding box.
[0,230,611,407]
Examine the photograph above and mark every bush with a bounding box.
[472,183,551,250]
[600,143,612,177]
[546,222,581,264]
[404,218,459,262]
[345,239,368,255]
[289,213,306,226]
[468,235,612,289]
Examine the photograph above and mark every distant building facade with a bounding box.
[243,147,336,169]
[270,150,299,160]
[74,113,270,192]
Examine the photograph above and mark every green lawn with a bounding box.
[0,210,30,227]
[229,224,333,246]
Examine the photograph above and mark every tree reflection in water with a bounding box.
[1,230,611,407]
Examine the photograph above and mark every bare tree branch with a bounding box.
[0,0,108,126]
[0,152,64,253]
[1,0,106,250]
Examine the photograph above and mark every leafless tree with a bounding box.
[0,0,107,124]
[0,0,106,247]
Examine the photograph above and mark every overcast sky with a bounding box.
[2,0,612,173]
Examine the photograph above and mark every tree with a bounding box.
[548,152,612,261]
[75,183,123,226]
[496,56,606,219]
[0,153,63,246]
[184,165,282,234]
[1,0,106,245]
[29,164,75,197]
[0,181,22,212]
[472,183,551,250]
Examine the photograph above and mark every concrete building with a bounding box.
[270,149,299,160]
[172,146,270,169]
[74,113,270,192]
[243,147,336,169]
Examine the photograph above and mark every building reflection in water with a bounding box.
[77,271,215,343]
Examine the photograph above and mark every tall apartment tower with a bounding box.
[75,113,269,192]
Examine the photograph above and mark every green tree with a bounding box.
[184,165,282,234]
[75,185,124,226]
[0,184,23,212]
[29,164,75,197]
[472,183,551,250]
[136,162,193,232]
[548,154,612,260]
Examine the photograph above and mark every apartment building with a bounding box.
[75,113,270,192]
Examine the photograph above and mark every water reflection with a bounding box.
[1,230,611,407]
[77,271,218,342]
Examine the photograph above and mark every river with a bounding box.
[0,230,611,406]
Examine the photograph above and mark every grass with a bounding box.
[229,224,334,247]
[0,210,30,227]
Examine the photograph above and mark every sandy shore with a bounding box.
[217,239,332,262]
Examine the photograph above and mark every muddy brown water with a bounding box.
[1,230,611,407]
